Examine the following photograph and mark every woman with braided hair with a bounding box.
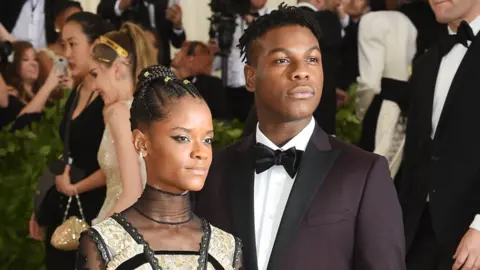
[88,22,157,225]
[76,65,244,270]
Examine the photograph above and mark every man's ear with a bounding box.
[133,129,148,158]
[244,64,256,93]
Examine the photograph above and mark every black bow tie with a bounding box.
[249,11,260,17]
[439,20,475,56]
[254,143,303,178]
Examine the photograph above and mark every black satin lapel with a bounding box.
[229,145,258,270]
[434,34,480,138]
[267,141,340,270]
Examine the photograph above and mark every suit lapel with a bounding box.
[229,135,258,270]
[267,126,340,270]
[434,33,480,138]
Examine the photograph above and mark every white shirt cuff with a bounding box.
[470,215,480,231]
[114,0,124,16]
[172,27,184,35]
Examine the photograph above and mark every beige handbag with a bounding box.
[50,194,89,251]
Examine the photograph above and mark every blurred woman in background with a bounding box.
[89,22,157,224]
[0,41,71,130]
[37,1,83,87]
[28,12,114,270]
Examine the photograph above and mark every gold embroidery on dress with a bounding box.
[92,218,238,269]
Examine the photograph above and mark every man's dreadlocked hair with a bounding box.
[130,65,204,131]
[238,3,322,64]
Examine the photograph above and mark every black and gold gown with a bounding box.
[76,185,243,270]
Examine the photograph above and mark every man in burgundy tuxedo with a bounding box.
[195,5,406,270]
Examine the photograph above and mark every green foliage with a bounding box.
[212,119,244,149]
[0,94,69,270]
[0,92,243,269]
[335,83,362,145]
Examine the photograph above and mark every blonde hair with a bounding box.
[92,22,157,85]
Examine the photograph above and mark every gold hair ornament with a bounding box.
[99,35,129,58]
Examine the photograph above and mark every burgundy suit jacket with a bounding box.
[195,124,406,270]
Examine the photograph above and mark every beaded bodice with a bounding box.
[87,214,243,269]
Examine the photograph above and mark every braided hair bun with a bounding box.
[130,65,204,130]
[136,65,177,96]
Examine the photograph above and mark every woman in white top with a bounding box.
[356,11,417,177]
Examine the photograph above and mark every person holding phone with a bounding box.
[97,0,186,66]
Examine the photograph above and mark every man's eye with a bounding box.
[275,58,289,64]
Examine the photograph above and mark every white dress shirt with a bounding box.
[114,0,184,35]
[212,6,269,88]
[430,16,480,231]
[11,0,46,49]
[340,14,350,37]
[254,117,316,270]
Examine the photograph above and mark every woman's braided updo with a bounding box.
[130,65,204,130]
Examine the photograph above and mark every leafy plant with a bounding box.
[335,83,362,145]
[0,95,68,270]
[212,119,243,148]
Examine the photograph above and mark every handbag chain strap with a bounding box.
[62,194,86,222]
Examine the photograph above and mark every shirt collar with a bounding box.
[256,6,268,16]
[297,2,318,12]
[448,15,480,35]
[255,117,316,152]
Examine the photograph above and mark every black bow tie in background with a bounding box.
[254,143,303,178]
[440,20,476,56]
[249,11,260,18]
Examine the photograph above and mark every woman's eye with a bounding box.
[307,57,319,62]
[172,135,190,142]
[204,138,213,144]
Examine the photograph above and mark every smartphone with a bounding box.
[55,57,68,75]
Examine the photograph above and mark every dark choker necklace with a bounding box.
[146,185,189,197]
[133,207,193,225]
[133,185,193,225]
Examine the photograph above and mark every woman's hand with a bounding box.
[43,67,62,92]
[103,102,129,123]
[55,165,77,197]
[58,68,74,90]
[28,213,44,241]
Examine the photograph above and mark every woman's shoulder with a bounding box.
[208,222,243,268]
[88,214,149,268]
[89,215,140,255]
